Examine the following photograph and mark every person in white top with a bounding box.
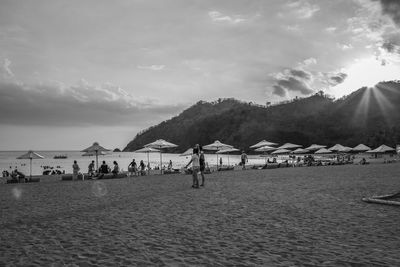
[185,147,200,188]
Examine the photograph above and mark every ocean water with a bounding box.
[0,151,269,176]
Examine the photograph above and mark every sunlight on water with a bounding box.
[92,181,107,197]
[12,187,22,199]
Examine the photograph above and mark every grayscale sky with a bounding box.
[0,0,399,150]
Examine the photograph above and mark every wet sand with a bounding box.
[1,163,400,266]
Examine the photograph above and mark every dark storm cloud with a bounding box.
[377,0,400,26]
[272,85,287,97]
[276,77,314,95]
[328,72,348,86]
[0,81,185,127]
[289,69,311,80]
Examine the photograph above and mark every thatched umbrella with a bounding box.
[203,140,233,167]
[134,147,161,174]
[250,140,278,149]
[82,142,110,171]
[144,139,178,174]
[17,150,44,178]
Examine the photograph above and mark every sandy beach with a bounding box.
[1,163,400,266]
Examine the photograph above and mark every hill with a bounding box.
[123,81,400,152]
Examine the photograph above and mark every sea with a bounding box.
[0,151,269,176]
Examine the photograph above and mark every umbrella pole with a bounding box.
[30,158,32,179]
[160,151,163,174]
[95,150,99,172]
[228,153,230,166]
[147,152,150,175]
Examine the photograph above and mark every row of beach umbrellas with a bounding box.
[15,140,397,178]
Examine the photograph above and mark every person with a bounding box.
[72,160,80,180]
[88,160,95,178]
[140,160,146,175]
[219,157,223,168]
[112,161,119,175]
[240,150,248,170]
[199,147,206,186]
[99,161,109,174]
[128,159,137,176]
[168,160,173,170]
[185,147,200,188]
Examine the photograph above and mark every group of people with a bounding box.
[184,145,206,188]
[72,160,120,180]
[128,159,147,176]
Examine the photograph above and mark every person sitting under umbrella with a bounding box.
[112,161,119,176]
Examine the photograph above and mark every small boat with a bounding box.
[53,154,68,159]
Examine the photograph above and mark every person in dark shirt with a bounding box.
[199,147,206,186]
[100,161,109,174]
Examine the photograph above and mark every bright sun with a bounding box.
[330,56,400,99]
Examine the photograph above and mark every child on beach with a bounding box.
[240,151,248,170]
[139,160,146,175]
[72,160,80,180]
[185,147,200,189]
[128,159,137,176]
[88,160,95,177]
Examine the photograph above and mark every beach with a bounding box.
[1,163,400,266]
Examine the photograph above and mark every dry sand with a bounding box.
[1,163,400,266]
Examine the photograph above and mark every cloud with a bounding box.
[272,85,287,97]
[327,72,348,86]
[137,65,165,71]
[285,0,320,19]
[208,11,246,24]
[289,69,311,80]
[1,58,14,78]
[376,0,400,26]
[337,43,354,50]
[276,77,314,95]
[0,79,185,127]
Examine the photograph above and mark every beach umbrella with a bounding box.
[144,139,178,174]
[292,148,310,154]
[271,148,291,155]
[216,147,240,166]
[314,148,333,154]
[352,144,371,152]
[82,142,110,171]
[328,144,346,152]
[254,145,277,152]
[276,143,302,150]
[82,151,107,157]
[203,140,233,166]
[179,148,193,157]
[17,150,44,178]
[134,147,161,173]
[304,144,326,151]
[250,140,278,149]
[366,144,395,153]
[337,146,353,153]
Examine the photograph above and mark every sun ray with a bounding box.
[352,87,371,127]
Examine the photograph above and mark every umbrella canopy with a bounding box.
[144,139,178,149]
[276,143,302,150]
[337,146,353,153]
[304,144,326,151]
[144,139,178,173]
[328,144,346,152]
[17,150,44,160]
[271,148,291,155]
[203,140,233,150]
[250,140,278,148]
[255,145,277,152]
[134,147,161,173]
[366,144,396,153]
[179,148,194,157]
[82,142,110,171]
[203,140,233,166]
[314,148,333,154]
[352,144,371,152]
[17,150,44,178]
[292,148,310,154]
[82,151,107,157]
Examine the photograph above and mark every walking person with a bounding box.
[240,150,248,170]
[72,160,80,180]
[185,147,200,188]
[88,160,95,178]
[128,159,137,176]
[199,146,206,186]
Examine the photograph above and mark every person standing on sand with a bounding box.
[128,159,137,176]
[112,161,119,176]
[185,147,200,188]
[139,160,146,175]
[72,160,80,180]
[241,151,248,170]
[199,146,206,186]
[88,160,95,177]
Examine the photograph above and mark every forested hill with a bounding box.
[123,81,400,152]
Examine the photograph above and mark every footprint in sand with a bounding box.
[92,181,108,197]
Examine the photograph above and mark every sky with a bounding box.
[0,0,400,150]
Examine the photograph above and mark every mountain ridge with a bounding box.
[123,81,400,152]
